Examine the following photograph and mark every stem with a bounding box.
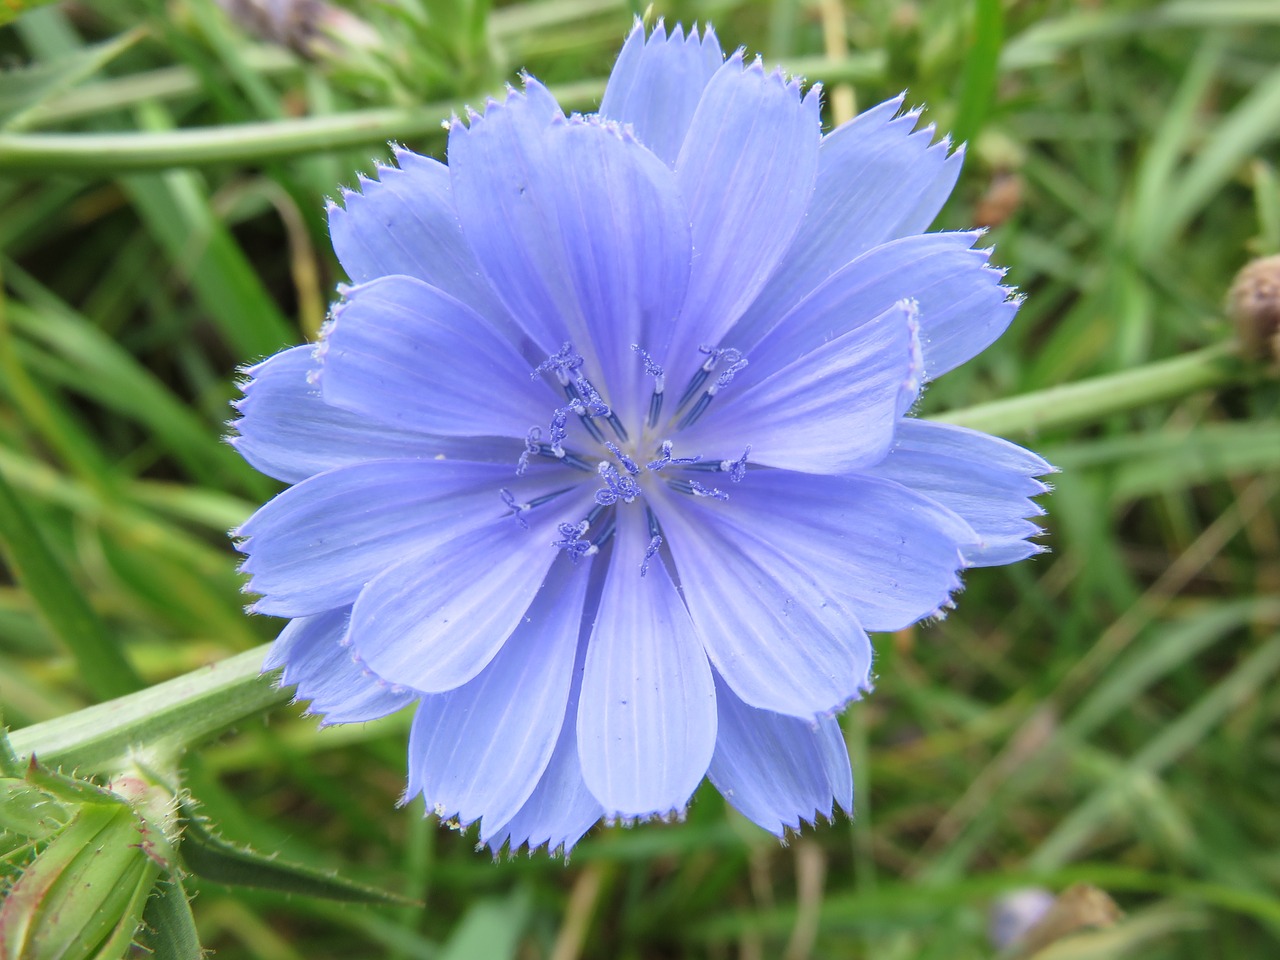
[0,53,885,172]
[8,644,286,775]
[935,340,1244,437]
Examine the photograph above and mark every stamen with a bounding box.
[533,444,594,473]
[563,379,607,444]
[498,488,529,528]
[604,441,639,476]
[675,346,746,429]
[605,411,630,442]
[712,350,747,391]
[721,445,751,482]
[646,440,702,472]
[640,534,662,577]
[570,377,610,417]
[632,344,666,428]
[676,392,714,430]
[548,408,570,458]
[533,342,584,385]
[668,478,729,501]
[516,426,542,476]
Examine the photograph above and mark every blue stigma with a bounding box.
[595,460,642,506]
[646,440,702,472]
[721,446,751,482]
[668,478,730,501]
[499,488,529,528]
[640,534,663,577]
[604,441,639,476]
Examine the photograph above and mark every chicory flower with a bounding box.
[232,20,1052,855]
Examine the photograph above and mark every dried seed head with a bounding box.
[1227,254,1280,365]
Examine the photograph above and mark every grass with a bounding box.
[1,0,1279,957]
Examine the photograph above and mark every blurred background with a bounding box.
[1,0,1278,957]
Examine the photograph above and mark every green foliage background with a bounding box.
[1,0,1278,957]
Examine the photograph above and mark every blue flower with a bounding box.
[232,20,1052,855]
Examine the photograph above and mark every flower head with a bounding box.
[232,20,1052,855]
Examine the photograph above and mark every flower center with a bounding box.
[500,342,753,573]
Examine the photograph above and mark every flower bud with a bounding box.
[0,762,174,960]
[1227,254,1280,365]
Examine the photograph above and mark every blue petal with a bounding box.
[350,512,563,694]
[866,419,1053,567]
[733,96,963,346]
[230,346,516,484]
[701,471,975,632]
[599,20,724,165]
[405,557,593,830]
[665,54,821,387]
[481,624,604,857]
[319,275,551,439]
[577,509,717,819]
[238,459,576,618]
[734,231,1018,382]
[327,148,522,345]
[658,491,873,718]
[707,673,852,836]
[678,301,922,474]
[265,607,415,726]
[449,98,691,405]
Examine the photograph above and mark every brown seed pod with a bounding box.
[1227,254,1280,365]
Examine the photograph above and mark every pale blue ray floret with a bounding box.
[230,18,1053,856]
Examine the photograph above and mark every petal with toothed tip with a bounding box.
[732,96,965,347]
[327,149,523,346]
[319,275,552,439]
[729,231,1018,383]
[349,512,561,694]
[230,346,519,485]
[866,419,1054,567]
[686,470,975,633]
[238,459,577,618]
[677,301,921,475]
[405,556,591,831]
[599,19,724,165]
[481,622,604,856]
[664,54,822,389]
[264,607,416,726]
[450,101,691,406]
[578,509,717,818]
[708,672,852,835]
[659,497,873,718]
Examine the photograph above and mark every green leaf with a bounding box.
[180,810,418,906]
[138,877,203,960]
[0,30,142,129]
[8,645,287,774]
[438,890,531,960]
[0,466,142,700]
[952,0,1004,145]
